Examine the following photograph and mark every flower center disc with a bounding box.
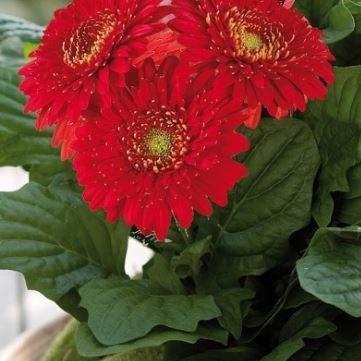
[63,12,117,69]
[242,31,263,51]
[225,8,280,62]
[145,130,172,157]
[124,108,190,174]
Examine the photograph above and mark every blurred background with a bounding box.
[0,0,68,25]
[0,0,153,354]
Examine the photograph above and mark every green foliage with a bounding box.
[215,288,255,339]
[0,65,72,184]
[0,180,130,317]
[0,14,42,67]
[80,277,222,345]
[297,227,361,317]
[295,0,356,43]
[302,66,361,225]
[177,347,262,361]
[171,236,213,279]
[199,119,319,287]
[338,162,361,224]
[76,323,228,358]
[290,340,361,360]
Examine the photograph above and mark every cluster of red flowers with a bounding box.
[20,0,334,240]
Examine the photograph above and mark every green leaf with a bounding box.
[290,340,361,361]
[305,66,361,126]
[302,66,361,226]
[76,323,228,358]
[297,227,361,317]
[171,236,213,278]
[179,347,262,361]
[345,0,361,33]
[202,119,319,286]
[261,339,305,361]
[295,0,338,25]
[324,1,355,43]
[215,288,255,340]
[0,14,43,67]
[79,277,222,345]
[279,303,337,342]
[101,348,164,361]
[0,67,71,184]
[295,0,355,43]
[0,181,130,310]
[0,14,42,42]
[284,288,317,310]
[338,163,361,224]
[260,317,337,361]
[311,123,359,226]
[146,254,185,295]
[295,0,339,27]
[0,17,71,184]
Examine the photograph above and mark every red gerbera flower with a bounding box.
[169,0,335,122]
[19,0,166,159]
[72,57,250,240]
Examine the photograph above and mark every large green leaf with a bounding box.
[76,323,228,358]
[80,277,222,345]
[302,66,361,226]
[200,119,319,286]
[0,67,71,183]
[297,227,361,317]
[0,181,130,309]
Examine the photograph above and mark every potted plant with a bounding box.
[1,0,361,360]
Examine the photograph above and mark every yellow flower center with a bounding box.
[242,31,263,51]
[145,130,172,157]
[225,8,282,62]
[125,108,190,174]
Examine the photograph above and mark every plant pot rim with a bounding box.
[0,315,70,361]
